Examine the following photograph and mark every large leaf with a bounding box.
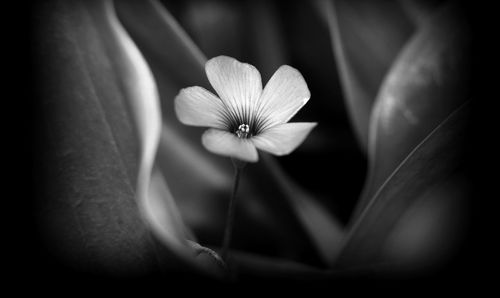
[353,2,472,218]
[380,172,469,273]
[317,0,413,151]
[334,102,470,269]
[33,0,165,274]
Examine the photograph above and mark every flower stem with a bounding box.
[221,159,245,264]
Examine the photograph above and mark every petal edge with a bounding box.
[174,86,227,129]
[252,122,317,156]
[256,65,311,129]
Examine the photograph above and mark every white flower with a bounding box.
[175,56,317,162]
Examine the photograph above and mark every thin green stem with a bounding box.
[221,160,244,264]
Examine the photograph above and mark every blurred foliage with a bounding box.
[318,0,414,151]
[32,0,474,284]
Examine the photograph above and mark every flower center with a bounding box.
[236,124,250,139]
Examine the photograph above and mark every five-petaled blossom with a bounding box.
[174,56,317,162]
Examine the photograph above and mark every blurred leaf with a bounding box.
[317,0,413,151]
[174,0,245,61]
[380,173,468,273]
[115,0,208,89]
[162,0,288,81]
[246,0,288,81]
[354,2,472,218]
[263,155,344,266]
[398,0,444,27]
[334,102,470,269]
[34,0,169,273]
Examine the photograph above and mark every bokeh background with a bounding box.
[28,0,480,288]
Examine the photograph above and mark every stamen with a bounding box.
[236,124,250,139]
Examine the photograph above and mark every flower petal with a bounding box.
[202,128,258,162]
[174,86,227,129]
[252,122,317,156]
[256,65,311,129]
[205,56,262,123]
